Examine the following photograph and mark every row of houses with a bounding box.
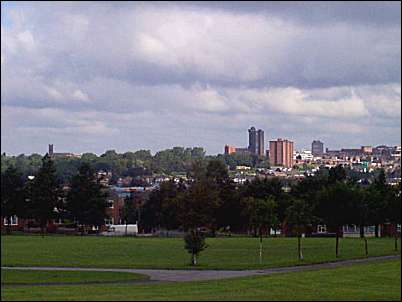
[2,213,400,238]
[0,185,153,234]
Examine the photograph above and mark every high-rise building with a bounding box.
[48,144,54,156]
[248,127,257,154]
[257,129,264,156]
[311,140,324,156]
[248,127,265,156]
[269,139,294,168]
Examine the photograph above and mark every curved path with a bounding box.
[2,255,400,283]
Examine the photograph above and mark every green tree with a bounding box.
[242,196,278,264]
[242,178,287,235]
[30,155,61,236]
[206,159,229,185]
[120,197,138,236]
[328,165,347,184]
[177,180,220,265]
[368,169,389,237]
[178,181,221,231]
[351,186,370,256]
[66,163,108,234]
[387,182,401,251]
[316,182,355,258]
[141,180,183,232]
[81,152,98,163]
[286,198,314,261]
[184,229,208,266]
[1,166,25,234]
[216,182,245,233]
[187,159,207,182]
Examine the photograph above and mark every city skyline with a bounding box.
[1,2,401,156]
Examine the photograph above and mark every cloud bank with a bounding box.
[1,1,401,155]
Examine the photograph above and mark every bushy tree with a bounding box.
[286,198,314,261]
[387,182,401,251]
[351,187,370,256]
[316,182,356,258]
[242,196,278,264]
[184,229,208,265]
[367,169,389,237]
[206,159,229,185]
[328,165,347,184]
[66,163,108,234]
[178,181,221,231]
[120,197,138,236]
[30,154,61,236]
[141,180,183,232]
[1,166,25,234]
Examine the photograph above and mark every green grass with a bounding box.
[2,260,400,301]
[1,235,399,270]
[1,269,147,285]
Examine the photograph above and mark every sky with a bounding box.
[1,1,401,156]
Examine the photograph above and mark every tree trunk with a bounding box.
[41,222,45,238]
[253,228,257,238]
[359,225,364,238]
[125,222,128,236]
[191,253,197,265]
[298,235,303,261]
[259,228,263,264]
[395,228,398,252]
[375,224,379,238]
[363,235,368,257]
[6,216,12,235]
[335,227,340,258]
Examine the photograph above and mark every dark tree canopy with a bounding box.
[1,166,25,233]
[66,163,108,229]
[30,155,61,233]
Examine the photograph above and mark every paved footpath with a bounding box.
[2,255,400,283]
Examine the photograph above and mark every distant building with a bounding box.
[235,147,250,155]
[296,150,313,161]
[269,139,294,168]
[257,129,264,156]
[248,127,265,156]
[48,144,81,159]
[361,146,373,154]
[224,145,236,155]
[311,140,324,156]
[248,127,257,154]
[341,148,363,157]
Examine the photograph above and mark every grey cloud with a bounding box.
[2,2,400,88]
[1,2,401,155]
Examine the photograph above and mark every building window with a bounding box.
[3,215,18,226]
[317,225,327,233]
[104,217,114,225]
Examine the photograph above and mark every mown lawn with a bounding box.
[1,269,147,285]
[1,260,400,301]
[1,235,400,270]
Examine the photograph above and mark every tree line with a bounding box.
[1,147,270,184]
[1,154,401,265]
[2,155,108,236]
[141,162,401,263]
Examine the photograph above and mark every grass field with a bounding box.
[1,260,400,301]
[1,235,400,270]
[1,269,147,285]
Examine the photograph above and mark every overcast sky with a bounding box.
[1,1,401,155]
